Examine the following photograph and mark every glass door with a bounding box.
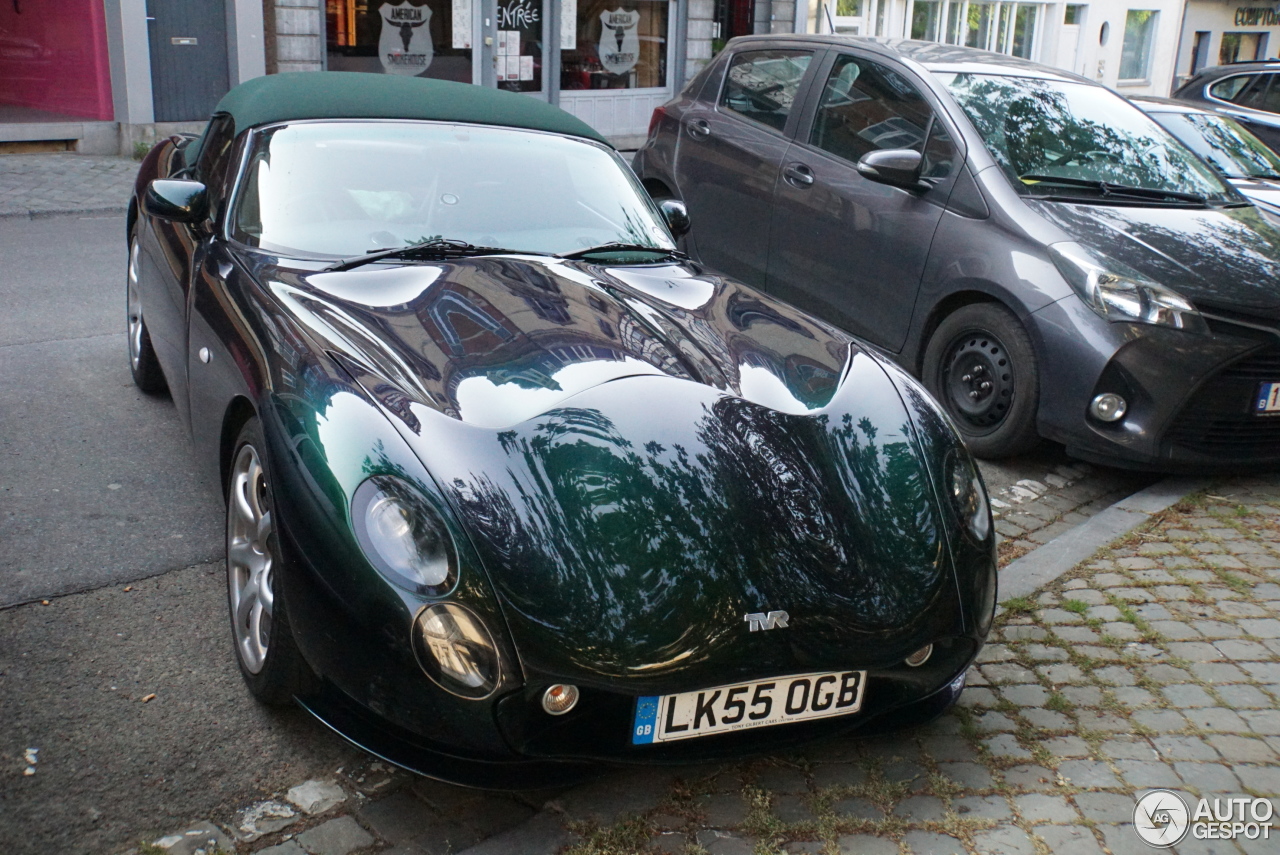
[478,0,552,98]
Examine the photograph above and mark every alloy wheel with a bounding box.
[227,443,275,674]
[126,240,144,371]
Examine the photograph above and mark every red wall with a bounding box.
[0,1,114,120]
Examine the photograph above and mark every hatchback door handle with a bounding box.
[783,163,814,187]
[687,119,711,139]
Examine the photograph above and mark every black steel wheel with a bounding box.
[923,303,1039,459]
[126,234,168,394]
[226,418,313,705]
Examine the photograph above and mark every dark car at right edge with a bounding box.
[634,36,1280,471]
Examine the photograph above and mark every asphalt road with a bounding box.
[0,215,222,609]
[0,214,1148,854]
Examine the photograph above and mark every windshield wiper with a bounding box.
[328,238,547,272]
[1019,174,1208,205]
[558,242,687,261]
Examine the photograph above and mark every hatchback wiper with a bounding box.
[328,238,547,272]
[1019,174,1208,205]
[558,242,687,261]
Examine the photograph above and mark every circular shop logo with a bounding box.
[1134,789,1191,848]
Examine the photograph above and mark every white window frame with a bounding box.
[899,0,1044,60]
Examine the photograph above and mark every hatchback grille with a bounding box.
[1165,345,1280,459]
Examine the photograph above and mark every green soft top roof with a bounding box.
[190,72,608,160]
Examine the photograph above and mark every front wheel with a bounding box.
[126,236,167,395]
[226,418,311,705]
[922,303,1040,459]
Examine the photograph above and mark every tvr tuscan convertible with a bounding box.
[127,72,996,785]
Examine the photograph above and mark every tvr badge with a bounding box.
[744,610,789,632]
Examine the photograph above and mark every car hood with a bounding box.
[264,255,959,688]
[1028,200,1280,318]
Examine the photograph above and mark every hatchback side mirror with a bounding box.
[143,179,208,223]
[657,198,691,238]
[856,149,925,190]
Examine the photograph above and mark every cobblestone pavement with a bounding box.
[117,477,1280,855]
[0,154,136,218]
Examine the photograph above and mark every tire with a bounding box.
[126,235,168,395]
[922,302,1040,459]
[225,418,312,705]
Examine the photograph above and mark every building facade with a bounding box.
[1176,0,1280,87]
[801,0,1186,95]
[0,0,1253,153]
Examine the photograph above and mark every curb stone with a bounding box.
[0,204,127,219]
[999,476,1207,601]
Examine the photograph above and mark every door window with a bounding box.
[809,55,933,165]
[1210,74,1255,103]
[718,49,813,132]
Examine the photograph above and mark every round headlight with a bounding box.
[352,476,456,594]
[411,603,500,698]
[949,452,991,542]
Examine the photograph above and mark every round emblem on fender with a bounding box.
[1133,789,1190,848]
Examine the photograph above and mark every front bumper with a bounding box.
[1031,295,1280,471]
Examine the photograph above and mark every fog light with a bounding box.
[541,684,579,715]
[412,603,500,699]
[1090,393,1127,422]
[905,644,934,667]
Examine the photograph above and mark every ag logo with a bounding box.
[744,610,789,632]
[597,8,640,76]
[1134,789,1190,847]
[379,2,433,75]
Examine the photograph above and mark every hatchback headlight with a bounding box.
[948,451,991,542]
[1048,242,1207,333]
[352,476,456,594]
[412,603,501,698]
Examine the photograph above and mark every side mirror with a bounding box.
[657,198,691,238]
[856,149,925,190]
[143,179,208,223]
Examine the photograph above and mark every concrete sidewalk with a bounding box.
[97,475,1280,855]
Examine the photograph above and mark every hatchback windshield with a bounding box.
[1148,111,1280,180]
[232,121,675,258]
[939,74,1236,204]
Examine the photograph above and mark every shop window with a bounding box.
[326,0,473,82]
[1220,31,1266,65]
[954,1,1037,57]
[561,0,669,90]
[719,49,812,132]
[1119,9,1158,81]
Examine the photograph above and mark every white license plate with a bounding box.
[631,671,866,745]
[1257,383,1280,415]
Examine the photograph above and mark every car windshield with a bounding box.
[231,120,675,258]
[1148,110,1280,180]
[938,73,1236,204]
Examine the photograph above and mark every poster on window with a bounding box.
[451,0,472,48]
[379,2,434,74]
[597,8,640,75]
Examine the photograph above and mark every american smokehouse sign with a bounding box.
[1236,5,1280,26]
[598,8,641,75]
[380,2,434,74]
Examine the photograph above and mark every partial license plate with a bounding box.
[1258,382,1280,415]
[631,671,866,745]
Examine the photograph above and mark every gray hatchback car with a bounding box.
[634,36,1280,470]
